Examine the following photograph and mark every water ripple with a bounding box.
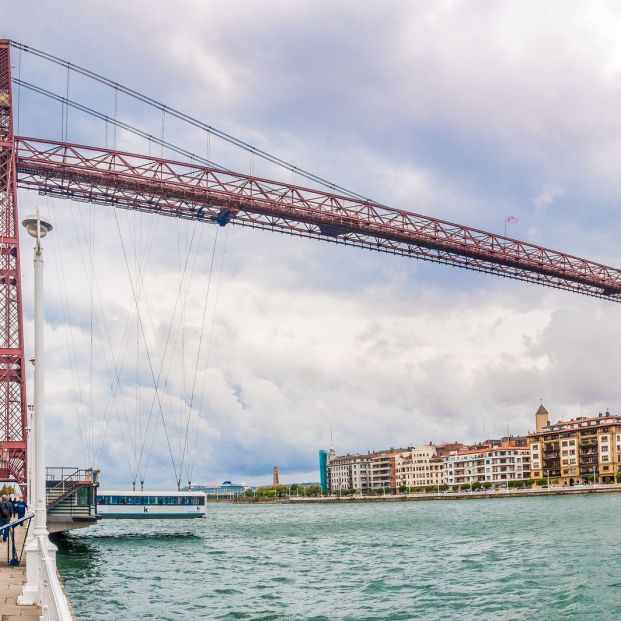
[56,495,621,620]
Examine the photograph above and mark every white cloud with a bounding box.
[532,181,565,216]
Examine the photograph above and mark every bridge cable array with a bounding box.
[13,78,223,170]
[15,65,241,479]
[46,172,223,488]
[11,39,375,202]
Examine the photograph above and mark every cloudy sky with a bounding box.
[5,1,621,488]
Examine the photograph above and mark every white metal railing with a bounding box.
[37,535,73,621]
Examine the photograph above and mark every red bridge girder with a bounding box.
[14,135,621,302]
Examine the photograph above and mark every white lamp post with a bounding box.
[24,211,52,535]
[19,211,55,607]
[26,403,33,507]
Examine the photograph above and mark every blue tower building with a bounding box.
[319,449,328,493]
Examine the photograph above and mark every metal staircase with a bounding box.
[45,467,100,533]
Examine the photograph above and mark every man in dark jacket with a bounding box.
[0,495,12,542]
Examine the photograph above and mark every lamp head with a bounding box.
[22,214,53,239]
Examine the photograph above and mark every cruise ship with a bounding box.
[182,481,248,499]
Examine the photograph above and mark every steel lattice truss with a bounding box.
[14,136,621,302]
[0,42,27,483]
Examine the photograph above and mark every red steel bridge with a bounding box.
[2,39,621,485]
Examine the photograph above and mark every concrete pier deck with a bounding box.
[0,524,40,620]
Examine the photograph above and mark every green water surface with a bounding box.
[55,494,621,620]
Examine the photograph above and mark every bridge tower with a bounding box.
[0,40,28,485]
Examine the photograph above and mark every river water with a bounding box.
[55,494,621,620]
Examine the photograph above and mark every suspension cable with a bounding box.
[130,219,202,487]
[64,65,70,141]
[47,201,88,465]
[111,207,181,486]
[188,228,229,485]
[179,226,219,485]
[10,39,375,202]
[69,200,142,478]
[92,210,161,481]
[13,78,223,169]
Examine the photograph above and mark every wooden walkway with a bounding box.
[0,522,40,620]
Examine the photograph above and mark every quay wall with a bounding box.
[220,484,621,504]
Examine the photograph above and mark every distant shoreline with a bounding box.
[208,484,621,504]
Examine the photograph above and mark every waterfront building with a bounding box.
[528,405,621,485]
[321,405,621,492]
[395,445,445,488]
[327,448,408,492]
[319,450,328,492]
[483,445,530,483]
[328,440,530,491]
[319,447,336,492]
[369,449,400,489]
[444,448,487,485]
[441,441,530,486]
[328,453,371,491]
[435,442,465,456]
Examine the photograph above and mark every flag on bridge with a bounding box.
[504,215,520,236]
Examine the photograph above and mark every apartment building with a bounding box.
[528,405,621,485]
[444,443,530,485]
[395,445,445,488]
[328,453,371,491]
[484,445,530,483]
[444,448,487,485]
[328,440,530,491]
[327,448,407,492]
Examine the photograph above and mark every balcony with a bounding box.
[580,454,597,461]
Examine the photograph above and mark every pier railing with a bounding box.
[2,513,33,567]
[36,533,73,621]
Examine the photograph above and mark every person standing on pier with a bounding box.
[10,495,18,518]
[0,495,11,542]
[16,498,26,524]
